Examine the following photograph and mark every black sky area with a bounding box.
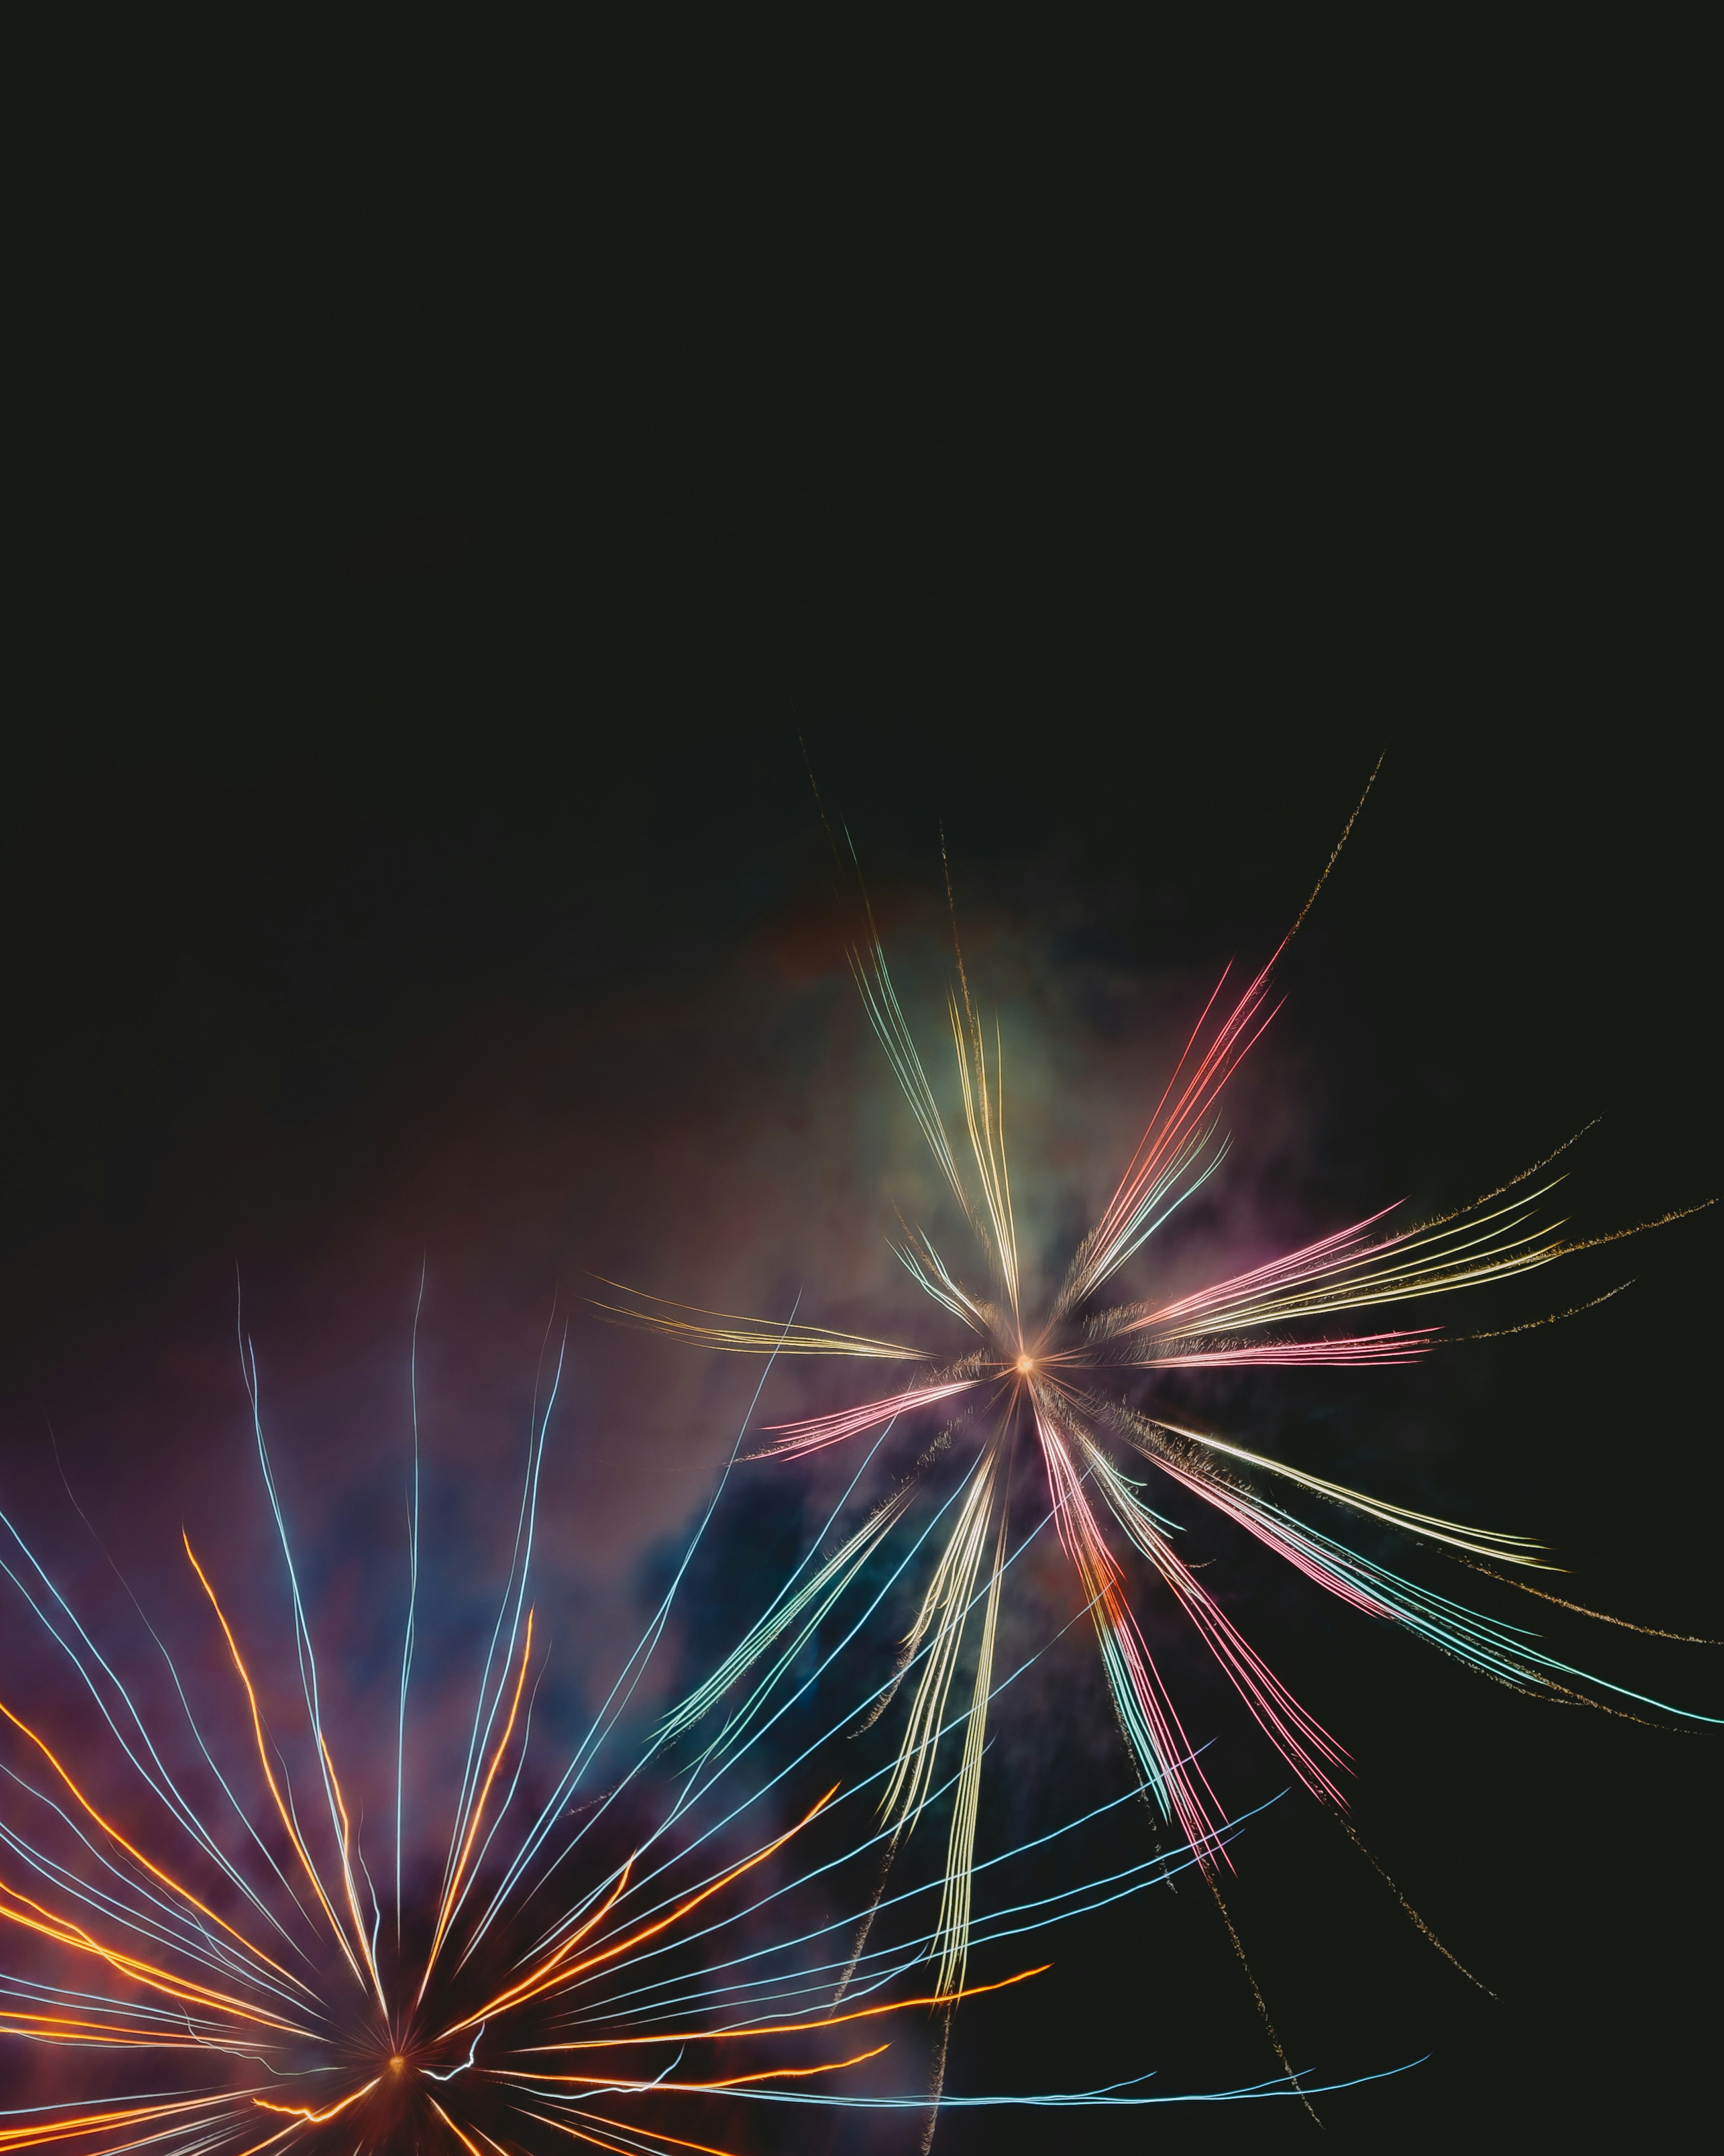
[5,54,1718,2152]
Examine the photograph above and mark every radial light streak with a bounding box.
[599,771,1717,1998]
[1,1310,1280,2152]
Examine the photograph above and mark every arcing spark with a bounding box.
[598,771,1717,1997]
[0,1308,1307,2154]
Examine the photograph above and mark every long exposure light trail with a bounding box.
[600,767,1717,2009]
[2,1306,1297,2149]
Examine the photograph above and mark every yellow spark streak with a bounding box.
[878,1454,997,1835]
[948,993,1020,1319]
[588,1280,923,1360]
[1285,754,1382,941]
[1448,1282,1636,1341]
[1138,1416,1548,1564]
[1120,1193,1568,1344]
[850,935,978,1232]
[932,1505,1009,1996]
[1121,1194,1715,1352]
[183,1535,369,1988]
[443,1786,840,2036]
[0,1695,303,1990]
[894,1227,994,1334]
[421,1609,535,1997]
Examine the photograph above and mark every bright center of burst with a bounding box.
[1016,1354,1034,1374]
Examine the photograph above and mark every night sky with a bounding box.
[6,83,1717,2150]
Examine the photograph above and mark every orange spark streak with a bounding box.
[0,1880,303,2031]
[252,2077,378,2123]
[0,1695,303,1989]
[230,2122,307,2156]
[427,2097,487,2154]
[414,1853,633,2060]
[0,2089,247,2151]
[493,1851,635,1982]
[577,2123,745,2156]
[182,1534,367,1988]
[443,1785,839,2036]
[422,1609,535,1994]
[517,1960,1050,2050]
[521,2111,745,2156]
[508,2042,891,2090]
[0,2010,212,2045]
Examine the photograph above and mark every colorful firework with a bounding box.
[597,767,1717,2002]
[3,1291,1399,2154]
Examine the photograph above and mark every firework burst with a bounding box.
[2,1297,1171,2155]
[597,767,1717,2001]
[6,1279,1386,2153]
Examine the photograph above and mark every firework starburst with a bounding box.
[0,1311,1099,2154]
[598,771,1716,1998]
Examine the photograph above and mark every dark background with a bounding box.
[5,46,1716,2150]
